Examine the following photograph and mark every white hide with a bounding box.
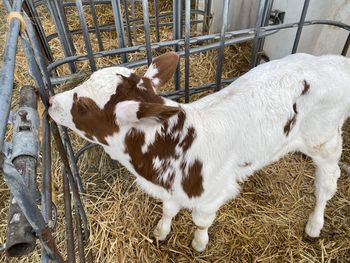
[49,53,350,251]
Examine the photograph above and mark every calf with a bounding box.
[49,52,350,251]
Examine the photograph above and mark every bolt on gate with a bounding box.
[0,0,350,262]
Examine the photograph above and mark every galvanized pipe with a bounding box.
[111,0,128,62]
[292,0,310,53]
[341,33,350,56]
[88,0,104,51]
[0,0,24,166]
[184,0,191,103]
[215,0,230,92]
[75,0,97,71]
[173,0,182,91]
[5,86,39,257]
[250,0,267,68]
[142,0,152,65]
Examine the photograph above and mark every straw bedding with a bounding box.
[0,1,349,262]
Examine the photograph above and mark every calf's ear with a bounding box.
[116,100,180,124]
[143,52,180,92]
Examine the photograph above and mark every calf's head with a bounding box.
[48,52,180,145]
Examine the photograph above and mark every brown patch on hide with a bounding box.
[283,103,298,137]
[179,127,196,153]
[302,80,310,95]
[124,109,202,194]
[71,93,119,145]
[137,103,180,121]
[71,73,171,144]
[181,160,204,198]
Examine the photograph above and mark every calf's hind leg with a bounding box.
[153,200,180,240]
[305,133,342,238]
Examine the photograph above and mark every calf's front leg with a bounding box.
[191,209,216,252]
[153,200,180,240]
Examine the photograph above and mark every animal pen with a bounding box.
[0,0,350,262]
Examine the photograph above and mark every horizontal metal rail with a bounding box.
[46,19,350,79]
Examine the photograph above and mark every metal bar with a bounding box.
[184,0,190,103]
[62,170,76,263]
[75,210,86,263]
[61,127,85,194]
[173,0,181,91]
[292,0,310,53]
[45,15,210,42]
[88,0,104,51]
[163,77,238,100]
[20,34,49,108]
[41,112,52,263]
[142,0,152,65]
[5,87,38,258]
[111,0,128,62]
[250,0,267,68]
[153,0,160,43]
[203,0,212,34]
[123,0,133,46]
[45,0,77,73]
[75,143,98,162]
[257,0,274,56]
[23,0,54,64]
[215,0,230,92]
[75,0,97,71]
[131,0,137,40]
[0,0,24,166]
[46,19,350,76]
[2,162,64,262]
[50,122,90,240]
[341,33,350,56]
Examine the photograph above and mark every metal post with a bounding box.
[142,0,153,65]
[215,0,230,92]
[173,0,182,91]
[250,0,267,68]
[5,87,39,257]
[341,33,350,56]
[111,0,128,62]
[184,0,191,103]
[292,0,310,54]
[75,0,97,71]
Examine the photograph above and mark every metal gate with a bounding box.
[0,0,349,262]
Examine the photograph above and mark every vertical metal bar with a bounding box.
[203,0,212,34]
[75,211,86,263]
[250,0,267,68]
[257,0,274,54]
[153,0,160,43]
[184,0,191,103]
[0,0,23,163]
[142,0,153,65]
[131,0,137,40]
[46,0,77,73]
[215,0,230,92]
[41,112,52,263]
[88,0,104,51]
[173,0,181,91]
[23,0,55,64]
[123,0,133,46]
[292,0,310,54]
[341,33,350,56]
[62,170,76,263]
[75,0,97,71]
[111,0,128,62]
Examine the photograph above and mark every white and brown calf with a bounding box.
[49,52,350,251]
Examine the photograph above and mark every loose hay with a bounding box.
[0,1,350,262]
